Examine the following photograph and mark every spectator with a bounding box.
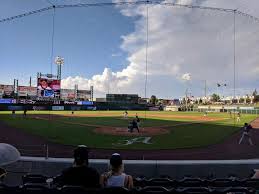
[100,153,133,189]
[0,143,20,183]
[58,145,100,188]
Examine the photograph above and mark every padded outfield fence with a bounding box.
[179,107,259,115]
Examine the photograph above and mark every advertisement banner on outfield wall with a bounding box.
[0,99,14,104]
[0,85,14,97]
[52,106,64,111]
[18,86,37,97]
[198,106,209,109]
[37,78,60,98]
[33,106,48,110]
[210,106,223,110]
[239,107,254,110]
[223,106,237,110]
[8,106,23,111]
[77,101,93,105]
[71,106,81,111]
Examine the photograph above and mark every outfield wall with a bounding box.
[180,107,259,115]
[3,157,259,186]
[0,102,148,111]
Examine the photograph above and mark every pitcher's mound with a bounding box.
[94,126,169,136]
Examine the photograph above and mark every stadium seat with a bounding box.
[0,184,18,194]
[22,174,48,184]
[137,186,171,194]
[221,187,255,194]
[134,177,148,187]
[60,185,97,194]
[208,178,234,187]
[147,178,176,188]
[177,187,212,194]
[20,183,53,194]
[242,179,259,189]
[101,187,130,194]
[52,174,63,187]
[178,178,205,187]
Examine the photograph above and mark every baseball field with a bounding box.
[0,111,257,151]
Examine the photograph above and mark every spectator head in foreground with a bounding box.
[100,153,133,189]
[73,145,89,166]
[58,145,100,188]
[0,143,20,182]
[110,153,123,172]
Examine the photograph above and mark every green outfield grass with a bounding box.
[0,111,257,149]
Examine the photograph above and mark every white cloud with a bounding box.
[181,73,191,81]
[62,68,129,96]
[62,0,259,98]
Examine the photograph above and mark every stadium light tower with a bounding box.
[55,56,64,80]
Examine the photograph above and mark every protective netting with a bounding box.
[1,1,258,98]
[1,1,259,159]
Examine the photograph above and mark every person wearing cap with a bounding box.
[0,143,20,184]
[58,145,100,188]
[100,153,133,189]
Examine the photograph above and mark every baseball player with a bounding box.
[123,110,128,119]
[237,112,241,122]
[239,123,253,145]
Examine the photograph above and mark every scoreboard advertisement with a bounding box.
[61,89,75,100]
[0,85,14,97]
[37,78,60,98]
[18,86,37,97]
[77,90,91,100]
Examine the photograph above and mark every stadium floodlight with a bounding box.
[55,56,64,80]
[55,56,64,66]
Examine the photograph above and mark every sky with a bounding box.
[0,0,259,99]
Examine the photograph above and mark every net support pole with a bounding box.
[233,9,237,127]
[144,1,149,120]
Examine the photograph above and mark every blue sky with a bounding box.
[0,0,259,98]
[0,0,133,84]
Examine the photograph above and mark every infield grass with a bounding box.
[0,111,257,149]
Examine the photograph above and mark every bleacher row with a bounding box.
[1,174,259,194]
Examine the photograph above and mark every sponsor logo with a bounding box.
[113,137,152,146]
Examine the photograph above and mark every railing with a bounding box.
[11,144,74,159]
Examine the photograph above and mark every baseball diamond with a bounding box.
[0,110,258,160]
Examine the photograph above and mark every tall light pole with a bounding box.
[204,80,207,99]
[55,56,64,80]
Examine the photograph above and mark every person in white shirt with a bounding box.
[37,79,51,90]
[100,153,133,189]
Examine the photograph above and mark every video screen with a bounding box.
[0,85,14,98]
[37,78,60,98]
